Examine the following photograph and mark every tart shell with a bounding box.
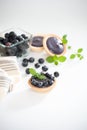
[28,78,56,92]
[43,34,66,56]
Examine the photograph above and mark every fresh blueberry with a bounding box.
[5,33,9,38]
[48,80,53,86]
[16,36,23,42]
[42,65,48,72]
[22,58,28,63]
[35,63,40,68]
[22,61,28,67]
[28,57,35,63]
[21,34,28,39]
[43,81,49,87]
[54,71,59,77]
[45,73,54,81]
[25,68,30,74]
[37,82,43,88]
[2,38,8,44]
[38,58,44,64]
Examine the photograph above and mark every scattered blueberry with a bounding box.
[54,71,59,77]
[22,58,28,63]
[25,68,30,74]
[38,58,44,64]
[22,61,28,67]
[42,65,48,72]
[35,63,40,68]
[28,57,35,63]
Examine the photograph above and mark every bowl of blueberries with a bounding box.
[0,28,32,57]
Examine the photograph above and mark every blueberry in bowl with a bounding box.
[28,68,56,92]
[43,34,67,56]
[30,34,45,52]
[0,29,32,57]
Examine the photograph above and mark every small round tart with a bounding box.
[28,76,56,92]
[43,34,66,56]
[30,34,45,52]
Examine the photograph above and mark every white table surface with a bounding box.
[0,0,87,130]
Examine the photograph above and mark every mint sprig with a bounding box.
[70,48,83,60]
[62,35,68,44]
[29,68,46,80]
[46,55,66,65]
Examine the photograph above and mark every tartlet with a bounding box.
[43,34,66,56]
[28,78,56,92]
[30,34,45,52]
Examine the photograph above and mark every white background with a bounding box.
[0,0,87,130]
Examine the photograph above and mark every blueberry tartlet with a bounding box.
[30,34,45,52]
[28,68,56,92]
[43,34,66,56]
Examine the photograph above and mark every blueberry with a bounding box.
[42,65,48,72]
[22,58,28,63]
[48,80,53,86]
[43,81,49,87]
[28,57,35,63]
[38,58,44,64]
[25,68,30,74]
[21,34,28,39]
[16,36,23,42]
[54,71,59,77]
[5,33,9,38]
[22,61,28,67]
[45,73,54,81]
[16,52,22,57]
[37,82,43,88]
[31,78,37,86]
[6,47,17,56]
[35,63,40,68]
[2,38,8,44]
[8,31,17,41]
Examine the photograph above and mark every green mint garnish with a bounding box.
[29,68,46,80]
[79,56,84,60]
[77,54,81,58]
[58,56,66,62]
[46,55,66,65]
[68,46,71,50]
[62,34,68,44]
[70,54,76,59]
[54,61,58,65]
[70,48,84,60]
[46,56,54,63]
[77,48,83,53]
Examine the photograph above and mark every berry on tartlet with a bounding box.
[28,68,57,92]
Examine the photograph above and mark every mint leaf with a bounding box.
[79,56,84,60]
[70,54,76,59]
[62,34,68,44]
[77,48,83,53]
[77,54,81,58]
[29,68,46,80]
[53,55,59,61]
[58,56,66,62]
[54,61,58,65]
[46,56,54,63]
[29,68,37,76]
[68,46,71,50]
